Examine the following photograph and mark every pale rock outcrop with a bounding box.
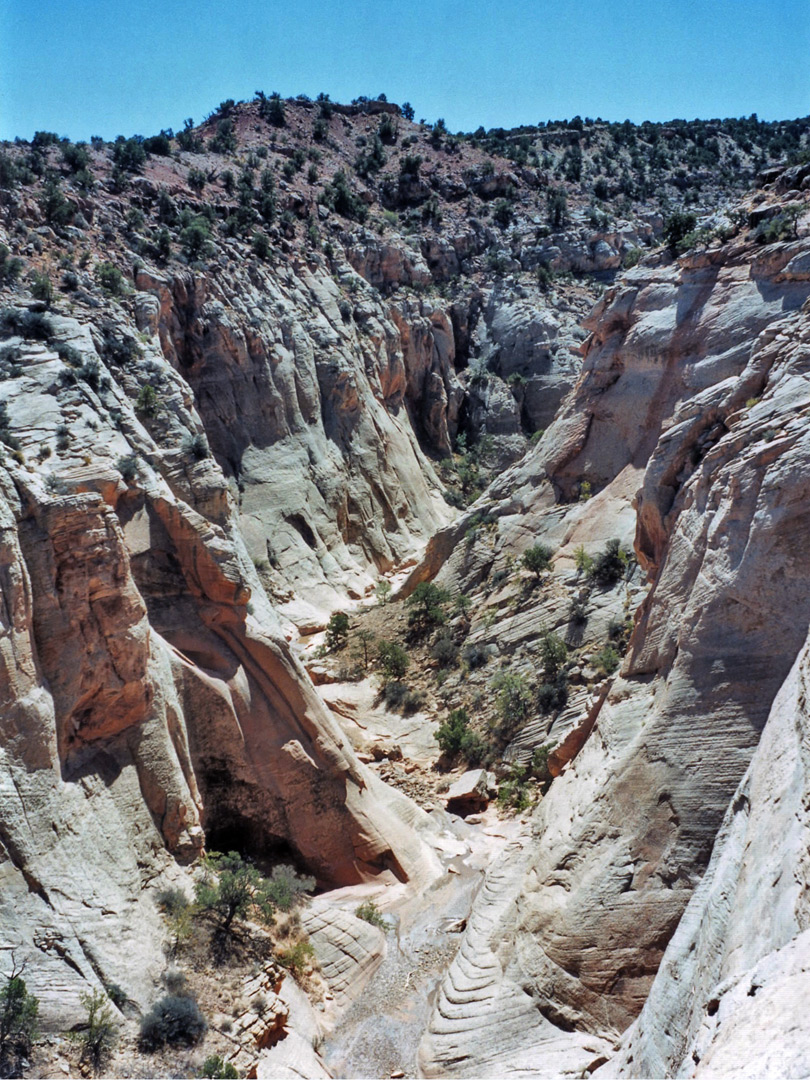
[418,837,613,1078]
[445,770,490,814]
[503,255,810,1033]
[345,233,432,290]
[0,309,442,1014]
[601,623,810,1079]
[303,898,386,1008]
[420,225,810,1068]
[390,298,464,454]
[135,260,453,620]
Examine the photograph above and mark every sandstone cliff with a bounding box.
[418,183,810,1075]
[0,305,442,1031]
[1,98,810,1077]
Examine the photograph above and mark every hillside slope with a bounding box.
[1,96,810,1076]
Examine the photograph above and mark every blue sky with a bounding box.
[2,0,809,141]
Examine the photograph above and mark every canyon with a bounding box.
[0,99,809,1078]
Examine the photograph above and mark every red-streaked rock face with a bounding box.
[18,492,152,756]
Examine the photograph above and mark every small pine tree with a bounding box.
[70,988,118,1072]
[376,640,410,682]
[406,582,450,632]
[0,957,39,1072]
[29,270,54,306]
[325,611,350,651]
[522,543,553,578]
[194,851,277,931]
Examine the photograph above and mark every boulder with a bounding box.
[445,770,490,814]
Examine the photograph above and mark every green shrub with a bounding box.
[320,171,368,223]
[116,454,139,482]
[209,119,237,155]
[497,765,532,811]
[70,988,117,1070]
[436,707,471,756]
[61,141,90,173]
[252,231,271,259]
[143,131,172,156]
[188,166,206,192]
[95,261,125,296]
[539,631,567,682]
[162,898,193,958]
[490,670,532,732]
[401,688,426,715]
[0,246,23,285]
[407,581,450,632]
[200,1055,239,1078]
[587,539,628,586]
[156,887,190,917]
[265,865,315,912]
[139,994,206,1050]
[536,263,554,292]
[431,633,459,668]
[530,743,555,783]
[112,137,147,173]
[183,431,210,460]
[536,676,568,713]
[325,611,350,651]
[594,644,621,676]
[461,642,488,670]
[156,228,172,262]
[267,93,286,127]
[125,207,144,232]
[39,179,74,227]
[0,151,18,188]
[0,960,39,1070]
[547,188,567,229]
[573,545,593,574]
[176,118,202,153]
[754,207,801,245]
[180,216,213,262]
[492,199,513,227]
[29,270,54,306]
[521,543,553,578]
[593,177,610,201]
[276,940,314,977]
[157,189,177,224]
[382,680,409,708]
[663,211,697,254]
[195,851,278,931]
[135,384,159,417]
[568,596,588,626]
[399,153,422,178]
[104,984,127,1010]
[76,356,102,390]
[355,900,386,928]
[377,640,410,682]
[378,114,398,145]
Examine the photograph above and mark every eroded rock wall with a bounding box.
[419,219,810,1073]
[0,307,440,1023]
[602,623,810,1079]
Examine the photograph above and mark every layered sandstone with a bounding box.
[419,204,810,1073]
[0,308,441,1029]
